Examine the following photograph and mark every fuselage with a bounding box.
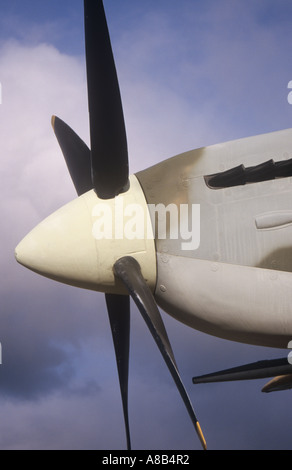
[137,128,292,348]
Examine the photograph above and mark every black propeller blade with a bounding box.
[114,256,207,451]
[84,0,129,199]
[106,293,131,450]
[192,358,292,385]
[51,116,92,196]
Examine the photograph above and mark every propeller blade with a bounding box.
[105,293,131,450]
[84,0,129,199]
[113,256,207,450]
[262,374,292,393]
[192,358,292,385]
[51,116,92,196]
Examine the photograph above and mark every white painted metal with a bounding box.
[155,254,292,348]
[136,128,292,348]
[15,175,156,294]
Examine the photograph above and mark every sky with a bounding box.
[1,0,292,451]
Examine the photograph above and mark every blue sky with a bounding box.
[1,0,292,450]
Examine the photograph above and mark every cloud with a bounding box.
[0,37,107,414]
[114,0,292,168]
[0,40,88,201]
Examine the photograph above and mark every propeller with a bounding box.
[51,116,92,196]
[84,0,129,199]
[106,293,131,450]
[192,357,292,385]
[50,0,206,450]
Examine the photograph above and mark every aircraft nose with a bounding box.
[15,176,157,294]
[15,192,100,290]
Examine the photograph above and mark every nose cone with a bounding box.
[15,175,157,294]
[15,191,100,291]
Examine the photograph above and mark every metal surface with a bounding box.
[136,128,292,270]
[136,129,292,348]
